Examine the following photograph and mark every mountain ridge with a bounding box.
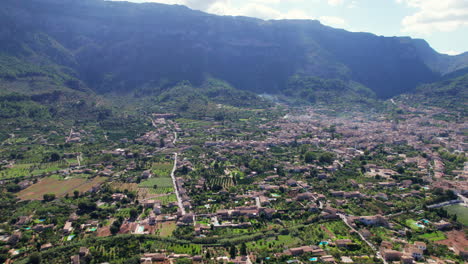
[0,0,466,100]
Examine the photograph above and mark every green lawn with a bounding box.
[418,231,446,241]
[149,186,174,194]
[157,194,177,205]
[445,205,468,226]
[406,219,424,231]
[159,221,177,237]
[247,234,300,251]
[139,177,173,188]
[151,162,173,177]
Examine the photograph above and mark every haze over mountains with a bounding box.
[0,0,467,101]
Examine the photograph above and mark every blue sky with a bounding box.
[111,0,468,55]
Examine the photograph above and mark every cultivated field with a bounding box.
[157,221,177,237]
[109,182,139,192]
[17,176,106,200]
[0,161,67,180]
[445,204,468,226]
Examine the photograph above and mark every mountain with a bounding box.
[402,72,468,115]
[411,39,468,75]
[0,0,466,101]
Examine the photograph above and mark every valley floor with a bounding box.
[0,104,467,264]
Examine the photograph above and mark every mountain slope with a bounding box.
[0,0,466,100]
[398,72,468,116]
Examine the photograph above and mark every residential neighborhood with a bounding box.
[0,104,466,264]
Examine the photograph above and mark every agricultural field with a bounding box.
[148,186,174,195]
[151,162,173,176]
[445,205,468,226]
[157,221,177,237]
[139,177,173,188]
[149,240,202,255]
[72,177,107,194]
[17,177,87,200]
[246,220,360,255]
[138,170,175,203]
[435,230,468,255]
[109,182,139,192]
[418,231,446,241]
[115,208,132,219]
[138,189,177,205]
[247,234,300,251]
[207,176,234,190]
[17,176,106,200]
[0,161,68,180]
[156,194,177,205]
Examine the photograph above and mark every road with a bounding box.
[427,200,462,209]
[66,128,73,143]
[170,152,186,215]
[173,131,177,145]
[337,213,388,264]
[457,193,468,207]
[255,197,261,208]
[151,117,185,214]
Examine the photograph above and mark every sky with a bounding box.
[111,0,468,55]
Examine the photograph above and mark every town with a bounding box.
[0,103,466,264]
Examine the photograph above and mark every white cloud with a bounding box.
[111,0,347,28]
[280,10,314,20]
[397,0,468,35]
[202,2,281,19]
[347,0,357,9]
[319,16,346,27]
[327,0,344,7]
[442,50,463,56]
[238,3,283,20]
[207,3,313,20]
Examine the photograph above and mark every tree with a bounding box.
[6,184,21,193]
[229,245,237,259]
[28,252,41,264]
[78,200,97,214]
[73,190,80,198]
[110,219,122,235]
[129,208,138,219]
[397,167,405,174]
[43,193,56,202]
[0,255,7,264]
[240,243,247,256]
[304,151,317,163]
[214,111,225,121]
[49,153,60,162]
[319,152,334,164]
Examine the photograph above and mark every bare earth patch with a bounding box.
[17,176,106,200]
[435,230,468,254]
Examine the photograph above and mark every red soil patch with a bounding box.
[97,226,111,237]
[435,230,468,254]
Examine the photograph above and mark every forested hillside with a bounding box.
[0,0,466,100]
